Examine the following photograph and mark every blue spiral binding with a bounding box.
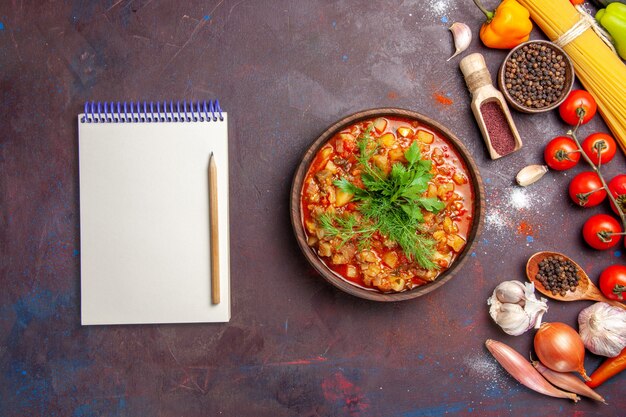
[80,100,224,123]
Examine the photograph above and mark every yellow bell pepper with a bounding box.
[473,0,533,49]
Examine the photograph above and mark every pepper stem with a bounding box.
[472,0,495,21]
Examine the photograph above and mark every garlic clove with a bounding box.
[447,22,472,62]
[495,281,526,304]
[516,164,549,187]
[495,303,532,336]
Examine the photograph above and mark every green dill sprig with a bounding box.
[318,212,376,250]
[318,125,446,270]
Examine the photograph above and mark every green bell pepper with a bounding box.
[596,3,626,60]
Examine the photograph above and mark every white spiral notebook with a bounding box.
[78,100,230,325]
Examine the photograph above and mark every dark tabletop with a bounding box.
[1,1,624,416]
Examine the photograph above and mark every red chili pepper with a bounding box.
[586,347,626,388]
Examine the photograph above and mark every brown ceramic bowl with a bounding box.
[290,108,485,301]
[498,40,574,114]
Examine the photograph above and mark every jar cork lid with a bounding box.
[460,53,493,92]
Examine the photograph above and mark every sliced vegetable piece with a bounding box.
[383,251,399,268]
[390,277,405,292]
[335,188,354,207]
[373,118,388,133]
[379,133,396,147]
[389,148,405,161]
[372,154,389,173]
[397,126,413,138]
[416,130,434,144]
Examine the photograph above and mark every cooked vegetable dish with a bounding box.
[301,116,474,292]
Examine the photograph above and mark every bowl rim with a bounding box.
[290,108,485,301]
[498,40,575,114]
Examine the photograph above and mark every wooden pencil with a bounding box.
[209,152,220,305]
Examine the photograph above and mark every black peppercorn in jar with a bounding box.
[498,41,574,113]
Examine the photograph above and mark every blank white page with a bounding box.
[78,115,230,324]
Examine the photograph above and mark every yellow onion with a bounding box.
[534,322,590,381]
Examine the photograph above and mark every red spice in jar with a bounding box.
[480,101,517,156]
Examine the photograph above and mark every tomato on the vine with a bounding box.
[569,172,607,207]
[581,133,617,165]
[559,90,597,126]
[608,174,626,216]
[582,214,622,250]
[544,136,580,170]
[599,265,626,301]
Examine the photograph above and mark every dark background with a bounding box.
[1,1,624,416]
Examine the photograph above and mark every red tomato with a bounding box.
[569,172,607,207]
[608,174,626,216]
[581,133,617,165]
[544,136,580,170]
[559,90,597,126]
[599,265,626,301]
[569,0,584,4]
[582,214,622,250]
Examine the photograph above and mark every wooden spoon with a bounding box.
[526,251,626,310]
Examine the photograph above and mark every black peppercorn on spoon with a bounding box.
[526,251,626,310]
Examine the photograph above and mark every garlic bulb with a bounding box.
[578,302,626,357]
[488,281,549,336]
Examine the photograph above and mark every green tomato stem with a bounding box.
[582,188,606,197]
[555,149,577,162]
[569,115,626,232]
